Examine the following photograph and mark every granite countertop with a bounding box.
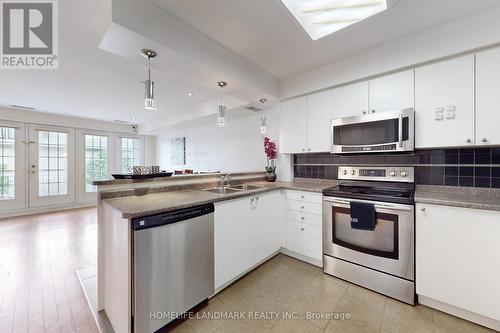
[415,185,500,211]
[103,181,335,219]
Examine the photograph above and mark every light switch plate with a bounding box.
[434,106,444,120]
[445,105,456,119]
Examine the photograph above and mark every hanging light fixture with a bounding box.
[217,81,227,127]
[259,98,268,135]
[141,49,158,111]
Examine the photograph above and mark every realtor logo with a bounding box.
[1,0,58,69]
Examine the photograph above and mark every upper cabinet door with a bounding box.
[331,81,369,119]
[476,47,500,146]
[279,97,307,154]
[369,70,414,113]
[415,55,475,148]
[307,90,333,153]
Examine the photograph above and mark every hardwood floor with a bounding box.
[0,208,99,333]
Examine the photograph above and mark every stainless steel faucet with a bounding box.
[220,173,232,187]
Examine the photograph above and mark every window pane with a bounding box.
[38,130,68,197]
[84,134,108,193]
[121,138,140,173]
[0,127,15,200]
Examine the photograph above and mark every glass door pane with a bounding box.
[121,137,140,173]
[0,122,26,211]
[29,125,75,207]
[85,134,108,193]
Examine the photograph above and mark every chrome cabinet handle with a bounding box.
[300,227,305,231]
[300,195,304,199]
[300,206,304,210]
[420,207,426,212]
[308,148,311,151]
[362,110,367,114]
[482,138,488,143]
[466,139,471,143]
[371,109,376,113]
[301,216,305,220]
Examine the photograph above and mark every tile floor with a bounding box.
[167,254,496,333]
[0,208,496,333]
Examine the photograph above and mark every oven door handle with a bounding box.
[323,197,413,212]
[398,113,403,148]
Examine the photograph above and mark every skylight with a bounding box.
[280,0,388,40]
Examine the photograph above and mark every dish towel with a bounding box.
[350,201,376,230]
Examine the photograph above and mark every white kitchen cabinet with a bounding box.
[253,191,282,264]
[215,191,284,289]
[215,197,254,289]
[415,55,475,148]
[416,204,500,329]
[280,97,307,153]
[285,190,323,263]
[286,221,322,261]
[306,90,334,152]
[331,81,369,119]
[369,70,414,112]
[476,47,500,146]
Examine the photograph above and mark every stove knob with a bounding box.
[389,170,397,177]
[351,170,356,176]
[342,170,348,175]
[400,170,408,177]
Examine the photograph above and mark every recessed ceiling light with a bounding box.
[281,0,388,40]
[187,92,194,96]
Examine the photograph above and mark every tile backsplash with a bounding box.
[293,148,500,188]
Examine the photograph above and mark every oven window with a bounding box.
[332,207,399,259]
[333,117,409,146]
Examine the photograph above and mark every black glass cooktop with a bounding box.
[323,181,415,205]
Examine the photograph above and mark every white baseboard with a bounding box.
[279,248,323,268]
[0,203,96,219]
[418,295,500,331]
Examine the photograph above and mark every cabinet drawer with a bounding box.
[286,220,322,261]
[287,210,322,227]
[286,191,322,204]
[287,200,322,215]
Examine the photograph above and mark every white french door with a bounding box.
[28,124,76,207]
[0,121,26,211]
[77,129,113,203]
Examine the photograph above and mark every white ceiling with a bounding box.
[0,0,229,127]
[153,0,500,79]
[2,0,500,131]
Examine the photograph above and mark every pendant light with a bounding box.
[217,81,227,127]
[259,99,268,135]
[141,49,158,111]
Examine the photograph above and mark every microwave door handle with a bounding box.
[398,113,403,148]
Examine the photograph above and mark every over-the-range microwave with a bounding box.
[331,108,415,154]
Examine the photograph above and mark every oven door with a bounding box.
[331,108,414,154]
[322,196,414,280]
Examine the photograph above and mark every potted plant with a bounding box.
[264,136,277,182]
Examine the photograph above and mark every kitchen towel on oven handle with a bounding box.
[350,201,376,230]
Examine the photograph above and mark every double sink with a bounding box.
[203,184,263,195]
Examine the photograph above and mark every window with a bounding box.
[38,131,68,197]
[85,135,108,193]
[121,137,140,173]
[0,127,15,200]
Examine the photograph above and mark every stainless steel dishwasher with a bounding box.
[132,204,215,333]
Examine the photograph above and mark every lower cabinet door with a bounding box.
[416,204,500,321]
[286,220,322,261]
[215,198,254,289]
[253,192,282,264]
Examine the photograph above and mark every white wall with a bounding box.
[155,107,291,180]
[281,6,500,99]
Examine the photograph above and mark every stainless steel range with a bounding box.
[322,166,415,304]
